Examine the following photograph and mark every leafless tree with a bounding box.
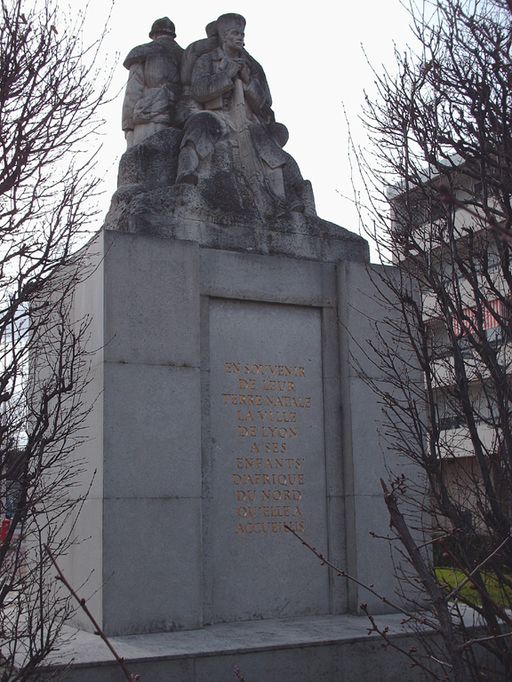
[351,0,512,679]
[0,0,111,677]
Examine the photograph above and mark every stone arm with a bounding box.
[181,36,218,86]
[191,53,238,104]
[123,44,152,69]
[122,43,154,132]
[243,52,274,123]
[122,62,145,131]
[243,77,270,119]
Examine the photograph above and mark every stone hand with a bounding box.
[226,58,250,84]
[238,61,251,85]
[225,59,243,80]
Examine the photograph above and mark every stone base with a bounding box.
[41,614,437,681]
[104,129,368,264]
[104,185,368,263]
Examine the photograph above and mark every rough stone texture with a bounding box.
[63,231,203,636]
[58,213,425,655]
[63,229,421,637]
[102,230,200,366]
[116,128,182,190]
[110,14,370,261]
[105,149,368,263]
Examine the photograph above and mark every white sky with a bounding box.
[65,0,414,248]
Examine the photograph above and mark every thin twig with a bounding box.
[233,665,247,681]
[363,608,446,679]
[45,545,140,682]
[285,524,443,679]
[284,524,407,614]
[445,534,511,603]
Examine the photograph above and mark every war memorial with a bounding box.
[51,13,426,681]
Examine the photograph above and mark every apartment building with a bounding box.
[389,165,511,533]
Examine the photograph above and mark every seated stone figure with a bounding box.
[116,14,316,219]
[175,13,315,215]
[122,17,183,148]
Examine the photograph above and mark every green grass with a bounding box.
[435,567,512,607]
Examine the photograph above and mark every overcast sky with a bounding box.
[67,0,414,245]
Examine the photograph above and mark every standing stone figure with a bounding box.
[122,17,183,148]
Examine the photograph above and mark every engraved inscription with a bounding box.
[222,362,312,536]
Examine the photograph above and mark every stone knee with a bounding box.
[176,142,200,185]
[176,112,225,185]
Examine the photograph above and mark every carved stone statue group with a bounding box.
[121,14,316,217]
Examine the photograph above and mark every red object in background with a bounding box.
[1,518,10,542]
[452,298,505,336]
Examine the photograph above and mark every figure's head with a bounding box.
[216,13,245,53]
[149,17,176,40]
[205,21,218,38]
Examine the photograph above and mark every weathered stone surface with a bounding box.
[116,128,182,190]
[103,496,202,634]
[111,14,371,263]
[122,18,183,148]
[115,14,327,225]
[102,230,200,367]
[337,261,427,614]
[104,179,368,263]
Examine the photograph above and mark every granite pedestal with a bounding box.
[55,213,421,679]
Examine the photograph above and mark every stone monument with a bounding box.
[53,15,424,682]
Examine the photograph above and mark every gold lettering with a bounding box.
[234,457,300,470]
[242,364,305,377]
[225,362,241,374]
[238,425,257,437]
[264,441,287,453]
[284,521,305,533]
[223,393,310,409]
[261,380,296,392]
[261,426,298,439]
[257,410,297,423]
[226,359,310,537]
[237,506,257,518]
[261,489,302,501]
[236,520,305,535]
[235,490,256,502]
[237,410,254,422]
[232,473,304,486]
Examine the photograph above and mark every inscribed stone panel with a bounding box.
[207,299,329,622]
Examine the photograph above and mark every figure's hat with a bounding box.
[216,13,246,37]
[149,17,176,39]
